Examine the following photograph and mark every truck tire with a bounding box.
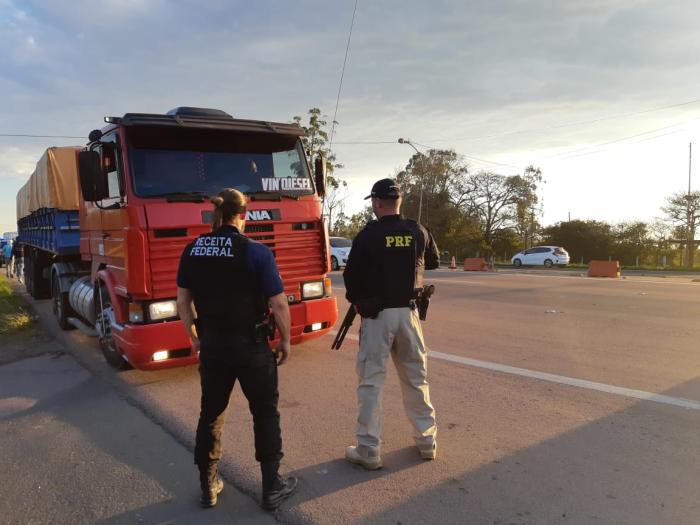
[24,252,34,296]
[95,284,131,371]
[52,273,76,331]
[28,248,50,299]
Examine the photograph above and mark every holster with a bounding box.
[356,297,383,319]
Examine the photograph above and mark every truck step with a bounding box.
[67,317,98,337]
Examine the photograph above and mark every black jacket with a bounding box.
[343,214,439,307]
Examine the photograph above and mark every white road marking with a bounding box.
[333,272,700,287]
[328,330,700,411]
[472,271,700,286]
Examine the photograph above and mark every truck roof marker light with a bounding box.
[104,116,121,124]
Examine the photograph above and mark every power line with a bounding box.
[543,116,700,161]
[425,96,700,144]
[0,133,84,139]
[333,95,700,147]
[333,140,396,144]
[328,0,358,151]
[412,140,525,171]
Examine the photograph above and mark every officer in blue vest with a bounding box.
[176,188,297,511]
[343,178,440,469]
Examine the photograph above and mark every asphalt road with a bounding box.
[22,270,700,524]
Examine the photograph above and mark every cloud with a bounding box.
[0,146,39,180]
[1,0,700,229]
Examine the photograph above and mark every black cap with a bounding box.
[364,178,401,199]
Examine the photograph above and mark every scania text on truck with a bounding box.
[16,107,338,370]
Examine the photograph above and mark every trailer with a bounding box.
[16,147,84,300]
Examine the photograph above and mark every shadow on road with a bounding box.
[351,379,700,525]
[0,355,274,525]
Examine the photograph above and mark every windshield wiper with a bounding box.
[149,191,210,203]
[247,191,301,201]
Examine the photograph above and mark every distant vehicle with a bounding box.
[512,246,570,268]
[329,236,352,271]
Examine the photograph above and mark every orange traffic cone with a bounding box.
[449,256,457,270]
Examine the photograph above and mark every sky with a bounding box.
[2,0,700,235]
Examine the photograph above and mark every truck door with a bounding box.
[95,135,128,271]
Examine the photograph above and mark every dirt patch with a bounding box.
[0,275,53,364]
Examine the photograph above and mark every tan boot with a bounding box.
[418,442,437,460]
[345,445,383,470]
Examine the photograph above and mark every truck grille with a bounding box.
[247,223,326,299]
[147,222,326,299]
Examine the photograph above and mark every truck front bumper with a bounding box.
[112,295,338,370]
[288,296,338,345]
[112,320,197,371]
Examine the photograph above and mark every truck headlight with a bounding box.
[301,281,324,300]
[148,300,178,321]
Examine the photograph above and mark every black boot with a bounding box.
[261,461,298,511]
[199,464,224,508]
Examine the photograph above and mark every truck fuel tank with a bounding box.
[69,276,96,326]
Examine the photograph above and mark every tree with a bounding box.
[395,149,477,256]
[611,221,650,266]
[662,191,700,267]
[541,220,614,263]
[333,206,374,239]
[292,108,346,231]
[463,172,522,255]
[512,166,543,249]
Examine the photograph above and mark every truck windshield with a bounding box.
[130,142,313,198]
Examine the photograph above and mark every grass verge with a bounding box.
[0,274,35,335]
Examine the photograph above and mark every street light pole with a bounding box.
[398,138,424,223]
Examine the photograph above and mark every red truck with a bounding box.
[17,107,338,370]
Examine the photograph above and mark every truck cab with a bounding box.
[47,107,337,370]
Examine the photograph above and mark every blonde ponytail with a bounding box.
[211,189,247,230]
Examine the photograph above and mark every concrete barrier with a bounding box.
[587,260,620,278]
[464,258,486,271]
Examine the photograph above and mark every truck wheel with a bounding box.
[25,254,34,296]
[52,274,75,331]
[331,256,339,271]
[28,248,50,299]
[95,285,131,371]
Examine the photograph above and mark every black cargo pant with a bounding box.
[194,337,282,469]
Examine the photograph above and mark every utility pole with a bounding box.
[687,143,694,267]
[398,138,424,224]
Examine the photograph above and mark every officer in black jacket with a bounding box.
[343,178,440,470]
[176,188,297,510]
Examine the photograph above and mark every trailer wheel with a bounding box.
[24,252,34,296]
[52,274,75,331]
[95,285,131,370]
[28,248,50,299]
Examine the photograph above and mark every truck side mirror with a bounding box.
[78,150,107,201]
[314,157,327,197]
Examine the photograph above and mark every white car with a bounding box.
[511,246,570,268]
[329,236,352,271]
